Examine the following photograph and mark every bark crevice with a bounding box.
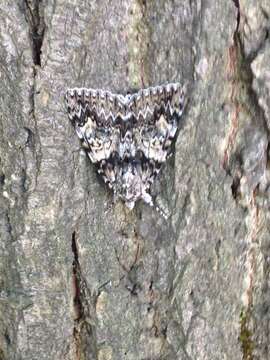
[21,0,46,66]
[71,231,98,360]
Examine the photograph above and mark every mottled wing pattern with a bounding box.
[65,83,185,209]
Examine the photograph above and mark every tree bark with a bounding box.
[0,0,270,359]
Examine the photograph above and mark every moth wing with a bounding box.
[134,83,185,164]
[66,89,118,163]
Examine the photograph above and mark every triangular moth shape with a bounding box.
[65,83,185,210]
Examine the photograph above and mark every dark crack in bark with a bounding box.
[21,0,45,66]
[232,0,240,31]
[18,1,45,185]
[71,231,98,360]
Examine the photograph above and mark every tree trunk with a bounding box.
[0,0,270,359]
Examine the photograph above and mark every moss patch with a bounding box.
[239,309,254,360]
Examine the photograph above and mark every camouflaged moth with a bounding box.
[66,83,185,210]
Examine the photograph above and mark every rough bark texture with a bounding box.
[0,1,270,359]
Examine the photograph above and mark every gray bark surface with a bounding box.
[0,0,269,359]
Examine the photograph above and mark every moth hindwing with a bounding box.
[65,83,185,210]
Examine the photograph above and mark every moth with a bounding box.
[65,83,185,210]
